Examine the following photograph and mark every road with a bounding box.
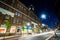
[0,32,54,40]
[19,34,51,40]
[18,32,53,40]
[49,32,60,40]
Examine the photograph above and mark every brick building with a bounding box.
[0,0,42,35]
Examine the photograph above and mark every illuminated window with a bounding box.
[32,8,34,11]
[5,16,9,19]
[29,8,31,10]
[20,5,21,8]
[16,11,22,17]
[22,7,23,9]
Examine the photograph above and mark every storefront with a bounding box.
[16,26,22,35]
[0,24,6,33]
[10,26,16,33]
[22,22,32,34]
[31,21,40,33]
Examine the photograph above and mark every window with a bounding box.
[16,11,22,17]
[32,8,34,11]
[13,18,20,24]
[18,13,20,16]
[4,15,10,22]
[17,20,19,24]
[13,18,17,23]
[17,4,22,8]
[16,11,18,16]
[29,8,31,10]
[5,16,10,19]
[4,20,7,22]
[20,19,22,23]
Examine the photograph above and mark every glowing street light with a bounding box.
[41,14,46,19]
[27,22,30,26]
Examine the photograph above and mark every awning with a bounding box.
[0,7,14,17]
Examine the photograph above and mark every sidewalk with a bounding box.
[0,34,41,40]
[0,34,21,40]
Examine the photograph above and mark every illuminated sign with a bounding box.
[0,27,6,33]
[10,26,16,33]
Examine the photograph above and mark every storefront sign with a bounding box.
[0,27,6,33]
[10,26,16,33]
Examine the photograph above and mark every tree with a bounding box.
[6,16,11,32]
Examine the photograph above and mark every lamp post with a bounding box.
[26,22,30,34]
[41,14,47,31]
[27,22,30,26]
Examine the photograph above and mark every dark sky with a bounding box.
[19,0,59,28]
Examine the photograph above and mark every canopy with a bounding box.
[0,7,14,17]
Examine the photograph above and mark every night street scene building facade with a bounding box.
[0,0,60,40]
[0,0,42,36]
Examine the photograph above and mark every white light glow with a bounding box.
[41,14,46,19]
[27,22,30,26]
[31,31,54,37]
[42,24,45,26]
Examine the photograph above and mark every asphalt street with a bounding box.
[18,33,52,40]
[49,32,60,40]
[0,32,54,40]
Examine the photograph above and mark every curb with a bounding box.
[0,35,21,40]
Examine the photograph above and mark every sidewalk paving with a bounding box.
[0,35,21,40]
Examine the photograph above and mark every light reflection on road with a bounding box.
[19,31,54,40]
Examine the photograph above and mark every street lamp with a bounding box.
[26,22,30,34]
[27,22,30,26]
[41,14,46,19]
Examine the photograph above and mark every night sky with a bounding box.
[19,0,59,28]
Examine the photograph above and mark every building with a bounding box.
[0,0,42,35]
